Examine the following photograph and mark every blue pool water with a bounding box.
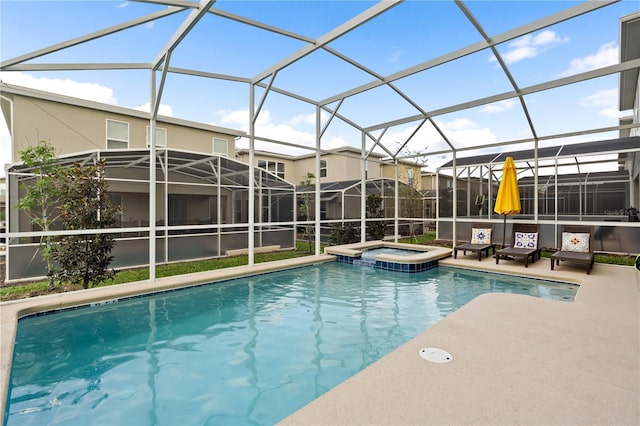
[360,247,421,259]
[5,263,577,425]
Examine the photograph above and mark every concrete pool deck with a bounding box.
[1,252,638,424]
[282,255,640,425]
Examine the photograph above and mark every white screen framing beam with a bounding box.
[1,7,186,68]
[320,0,617,107]
[252,1,402,84]
[152,0,216,70]
[364,58,640,136]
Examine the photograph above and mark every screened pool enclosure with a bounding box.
[6,149,295,280]
[1,1,639,282]
[436,137,640,253]
[296,178,429,241]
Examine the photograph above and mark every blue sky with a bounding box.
[1,0,638,177]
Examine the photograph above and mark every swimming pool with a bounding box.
[5,263,577,425]
[360,247,421,259]
[326,242,449,272]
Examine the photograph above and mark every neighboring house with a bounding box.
[236,147,386,184]
[237,148,432,237]
[0,83,435,281]
[1,83,297,281]
[237,146,425,190]
[1,83,241,160]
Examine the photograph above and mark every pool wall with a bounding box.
[0,255,336,422]
[325,241,452,273]
[3,251,635,425]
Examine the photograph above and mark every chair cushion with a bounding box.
[561,232,590,252]
[514,232,538,249]
[470,228,491,244]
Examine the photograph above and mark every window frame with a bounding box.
[146,126,167,148]
[213,137,228,157]
[106,119,129,150]
[258,159,285,179]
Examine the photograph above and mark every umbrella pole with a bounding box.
[502,214,507,249]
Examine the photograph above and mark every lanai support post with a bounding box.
[315,105,322,255]
[394,159,399,242]
[361,132,367,243]
[452,151,457,247]
[534,140,539,222]
[148,75,157,281]
[248,85,256,266]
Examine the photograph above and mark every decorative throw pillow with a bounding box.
[561,232,590,252]
[470,228,491,245]
[514,232,538,249]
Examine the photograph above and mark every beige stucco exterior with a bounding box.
[1,84,244,162]
[236,147,431,188]
[2,84,433,192]
[236,147,387,185]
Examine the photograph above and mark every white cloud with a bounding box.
[558,41,617,77]
[214,108,249,126]
[495,30,568,64]
[134,102,174,117]
[388,49,402,63]
[214,108,316,149]
[444,118,476,131]
[289,113,316,127]
[319,135,350,150]
[499,45,537,64]
[579,88,623,119]
[479,99,517,114]
[380,117,498,158]
[0,71,118,104]
[448,127,496,148]
[580,88,617,107]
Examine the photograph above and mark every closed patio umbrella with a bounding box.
[494,156,521,248]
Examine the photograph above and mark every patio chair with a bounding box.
[453,224,495,261]
[550,225,595,274]
[495,223,541,268]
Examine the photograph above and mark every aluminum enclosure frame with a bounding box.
[1,0,639,279]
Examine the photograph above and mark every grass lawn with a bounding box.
[0,241,321,301]
[1,233,635,301]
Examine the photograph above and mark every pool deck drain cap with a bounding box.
[419,347,452,363]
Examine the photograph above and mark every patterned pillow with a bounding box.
[470,228,491,244]
[561,232,590,252]
[514,232,538,249]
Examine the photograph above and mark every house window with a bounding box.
[106,119,129,149]
[146,126,167,148]
[407,168,415,187]
[213,138,228,156]
[258,160,285,179]
[320,159,327,178]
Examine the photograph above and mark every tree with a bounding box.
[366,193,386,240]
[399,182,424,244]
[328,221,358,245]
[17,140,63,287]
[51,159,120,288]
[298,172,315,253]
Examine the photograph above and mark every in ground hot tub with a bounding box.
[325,241,452,272]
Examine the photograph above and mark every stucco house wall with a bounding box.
[2,84,243,161]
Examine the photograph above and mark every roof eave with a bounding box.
[619,12,640,111]
[0,82,247,138]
